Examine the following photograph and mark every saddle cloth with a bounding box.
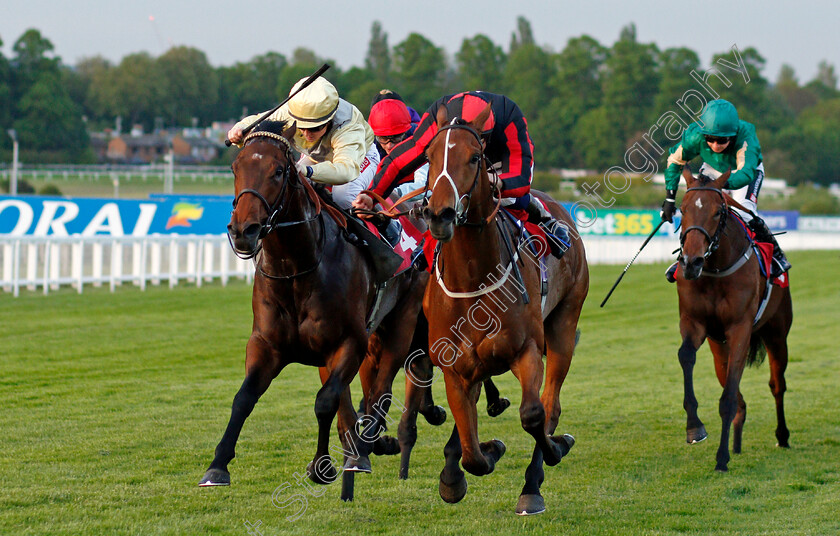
[420,207,568,273]
[730,211,790,288]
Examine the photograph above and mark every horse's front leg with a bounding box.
[311,339,366,481]
[442,370,506,477]
[200,335,284,486]
[678,318,708,444]
[715,321,752,472]
[439,424,466,503]
[512,341,574,468]
[708,339,747,455]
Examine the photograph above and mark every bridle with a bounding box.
[679,186,728,260]
[229,131,325,278]
[427,119,496,228]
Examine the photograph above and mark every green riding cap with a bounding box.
[698,99,739,137]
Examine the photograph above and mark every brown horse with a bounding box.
[199,121,434,498]
[420,105,589,514]
[674,167,792,472]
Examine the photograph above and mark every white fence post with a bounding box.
[0,235,254,296]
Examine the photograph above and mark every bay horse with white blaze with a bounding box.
[674,166,792,472]
[421,104,589,515]
[199,121,433,497]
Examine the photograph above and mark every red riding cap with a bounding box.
[445,92,496,134]
[369,99,412,137]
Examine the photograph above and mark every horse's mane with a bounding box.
[696,172,716,186]
[251,120,288,137]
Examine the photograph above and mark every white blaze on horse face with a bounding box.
[434,126,461,210]
[251,153,263,160]
[695,198,703,209]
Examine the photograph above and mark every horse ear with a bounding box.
[682,165,696,188]
[435,105,449,127]
[283,121,297,141]
[714,168,732,189]
[470,103,492,133]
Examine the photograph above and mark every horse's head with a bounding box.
[227,121,297,257]
[678,166,731,280]
[421,103,491,241]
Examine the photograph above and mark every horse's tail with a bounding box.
[747,333,767,367]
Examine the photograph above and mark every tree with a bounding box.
[0,36,12,135]
[781,98,840,185]
[337,66,381,117]
[456,35,506,93]
[106,53,165,131]
[654,47,701,114]
[391,33,447,109]
[365,21,390,84]
[157,46,219,127]
[73,56,114,126]
[774,64,816,115]
[601,24,660,147]
[573,106,625,169]
[276,48,335,103]
[803,60,840,101]
[509,16,535,53]
[11,29,61,100]
[12,70,91,162]
[709,47,768,123]
[217,52,287,120]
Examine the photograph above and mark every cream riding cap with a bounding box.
[287,77,340,129]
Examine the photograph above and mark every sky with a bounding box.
[2,0,838,84]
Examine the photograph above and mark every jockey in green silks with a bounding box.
[660,99,791,281]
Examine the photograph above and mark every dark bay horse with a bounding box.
[674,167,792,471]
[199,121,433,497]
[420,105,589,515]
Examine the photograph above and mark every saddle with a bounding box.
[311,185,416,284]
[730,211,789,289]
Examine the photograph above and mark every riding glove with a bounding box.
[295,161,314,179]
[660,189,677,223]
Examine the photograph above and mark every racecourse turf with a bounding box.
[1,250,838,535]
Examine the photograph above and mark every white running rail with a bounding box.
[1,234,253,297]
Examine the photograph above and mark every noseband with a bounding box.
[679,186,728,259]
[428,119,488,227]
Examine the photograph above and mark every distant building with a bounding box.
[172,134,223,164]
[106,133,169,164]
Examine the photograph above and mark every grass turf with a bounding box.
[1,250,838,535]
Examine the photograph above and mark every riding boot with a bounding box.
[374,218,402,248]
[665,261,678,283]
[747,216,791,278]
[527,195,570,259]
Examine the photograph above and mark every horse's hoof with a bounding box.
[515,494,546,516]
[487,397,511,417]
[307,460,339,484]
[554,433,575,454]
[687,426,708,444]
[372,435,401,456]
[439,471,468,503]
[422,405,447,426]
[776,442,791,449]
[198,468,230,487]
[543,433,574,467]
[715,463,728,473]
[483,438,507,462]
[343,455,372,473]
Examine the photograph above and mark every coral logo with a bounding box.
[166,203,204,229]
